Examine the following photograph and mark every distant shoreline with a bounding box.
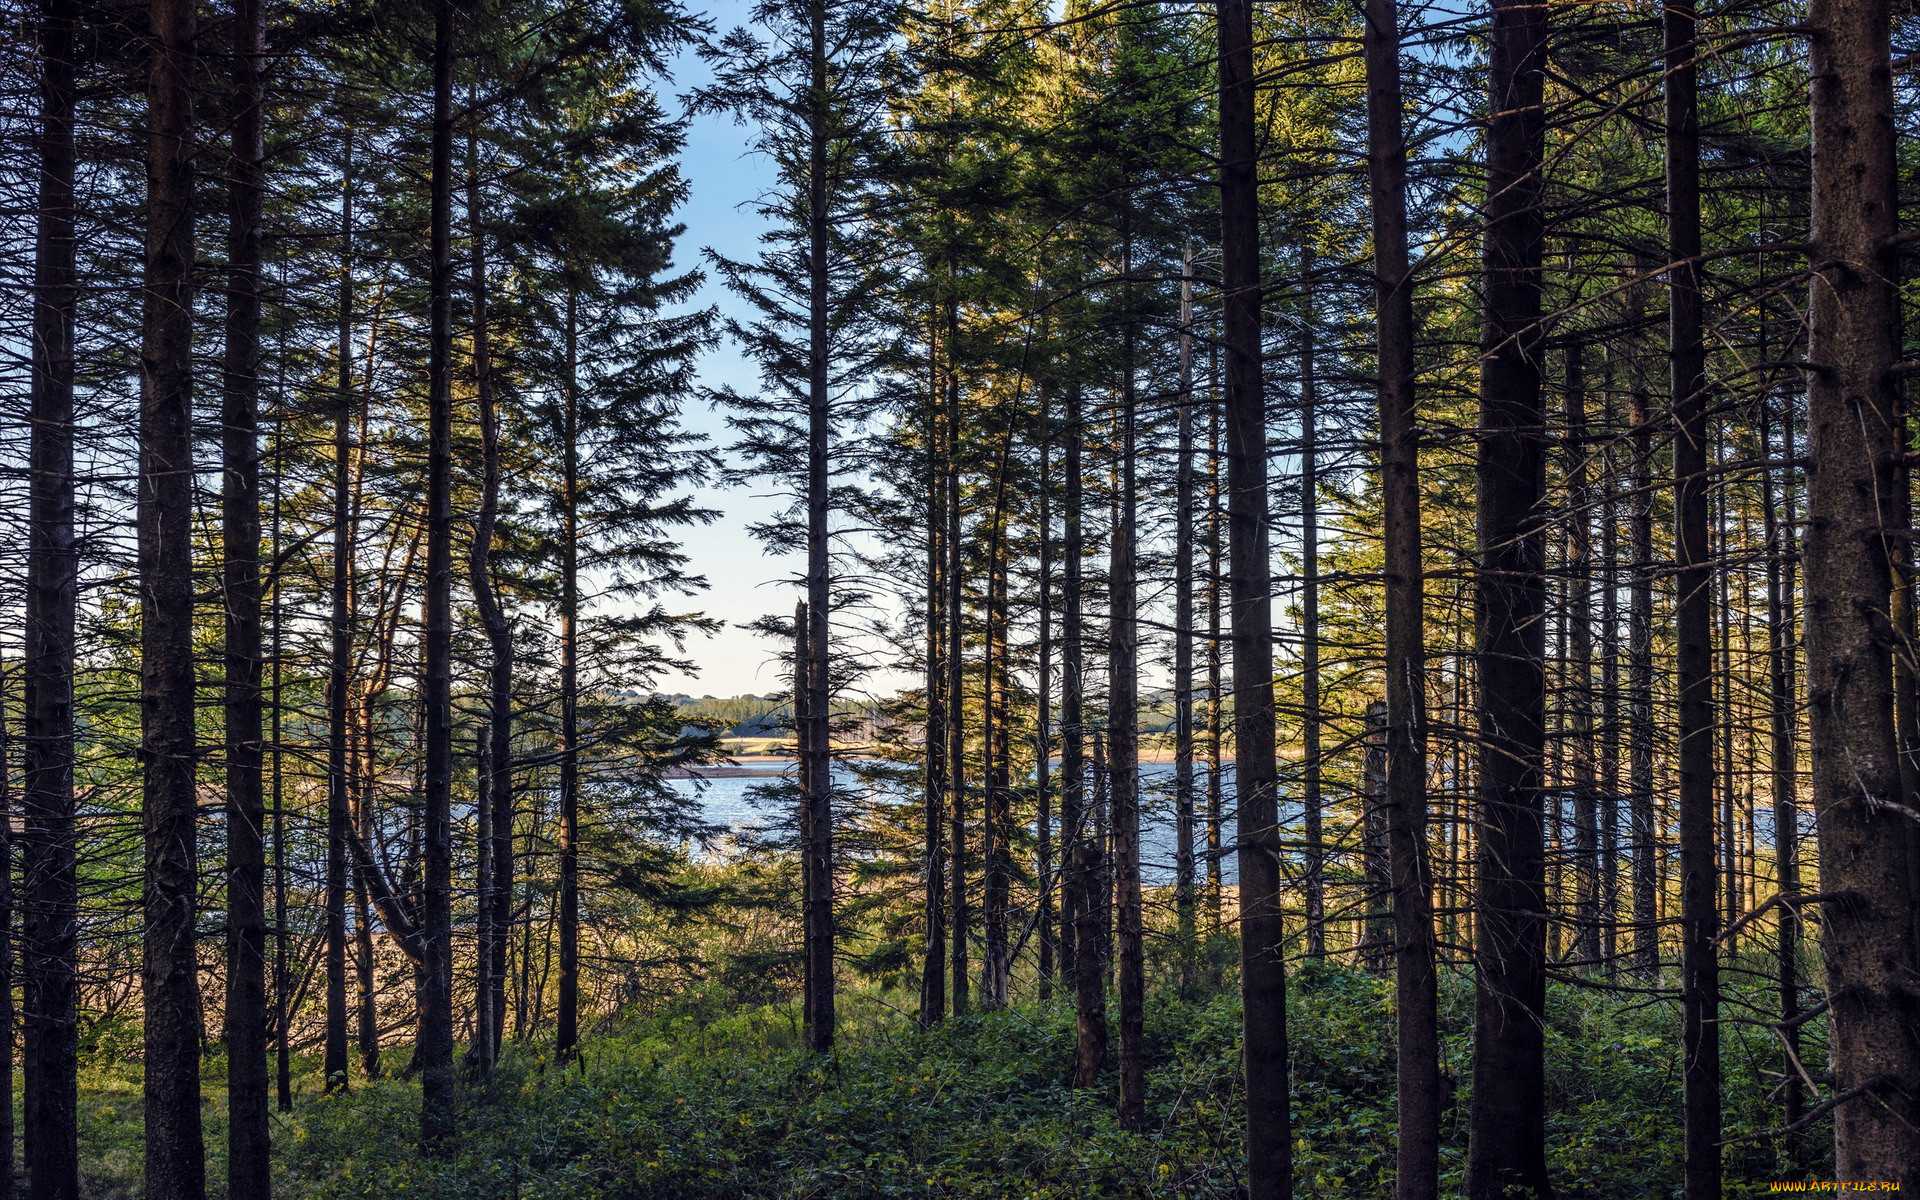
[669,743,1192,780]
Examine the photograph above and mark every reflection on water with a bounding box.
[668,758,1255,885]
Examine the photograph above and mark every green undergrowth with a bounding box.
[72,961,1830,1199]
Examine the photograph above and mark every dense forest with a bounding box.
[1,0,1917,1195]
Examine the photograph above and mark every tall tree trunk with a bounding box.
[1361,703,1392,975]
[1072,727,1107,1089]
[326,128,355,1093]
[1464,0,1550,1191]
[417,0,457,1149]
[1365,0,1439,1183]
[1598,362,1621,976]
[0,668,12,1196]
[1037,421,1055,1001]
[1174,244,1197,995]
[1220,2,1291,1193]
[24,0,82,1190]
[1298,248,1324,962]
[795,601,813,1036]
[1206,346,1224,934]
[466,106,512,1071]
[1760,382,1803,1166]
[1716,454,1740,958]
[271,393,291,1113]
[1628,280,1658,980]
[803,0,836,1052]
[1805,0,1920,1180]
[1063,378,1089,1027]
[142,0,207,1192]
[1565,341,1599,970]
[352,723,379,1078]
[1666,2,1721,1190]
[1111,226,1144,1130]
[982,448,1011,1010]
[473,729,493,1067]
[1093,731,1110,968]
[223,0,270,1187]
[946,286,968,1020]
[921,310,947,1027]
[557,284,581,1061]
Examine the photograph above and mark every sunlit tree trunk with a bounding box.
[1804,0,1920,1179]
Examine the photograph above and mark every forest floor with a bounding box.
[73,955,1828,1199]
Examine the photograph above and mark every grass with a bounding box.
[69,955,1832,1199]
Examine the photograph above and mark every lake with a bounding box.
[669,758,1258,884]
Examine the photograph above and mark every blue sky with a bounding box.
[655,1,804,699]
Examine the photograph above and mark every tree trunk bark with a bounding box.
[803,0,835,1052]
[24,0,83,1190]
[1717,456,1740,959]
[271,400,291,1112]
[557,285,581,1062]
[1063,377,1088,1015]
[1174,244,1197,996]
[946,285,968,1020]
[1361,703,1392,976]
[1220,3,1292,1193]
[1597,361,1621,977]
[1760,381,1804,1167]
[1298,248,1324,963]
[1464,0,1550,1190]
[1805,0,1920,1180]
[222,0,270,1187]
[1111,226,1144,1130]
[0,668,13,1195]
[982,437,1012,1010]
[1364,0,1439,1179]
[1037,416,1055,1001]
[1666,2,1721,1190]
[417,0,457,1149]
[325,128,355,1092]
[466,104,512,1071]
[141,0,207,1192]
[795,601,813,1036]
[921,308,947,1026]
[1628,277,1658,980]
[1206,345,1224,935]
[1073,723,1107,1093]
[1565,341,1599,971]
